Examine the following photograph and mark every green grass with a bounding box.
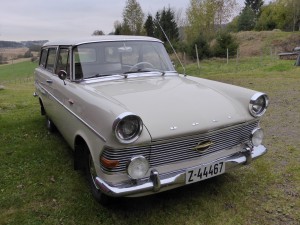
[0,59,299,224]
[0,61,37,83]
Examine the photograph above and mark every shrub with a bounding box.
[188,35,211,60]
[24,50,33,58]
[0,54,7,64]
[213,32,239,58]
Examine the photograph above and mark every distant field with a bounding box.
[0,47,29,59]
[0,58,299,225]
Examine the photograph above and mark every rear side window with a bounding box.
[56,48,70,78]
[39,49,48,68]
[45,48,57,72]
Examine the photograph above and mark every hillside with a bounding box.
[0,40,47,48]
[234,30,300,57]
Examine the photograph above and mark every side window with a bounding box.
[56,48,70,78]
[45,48,57,72]
[39,49,48,68]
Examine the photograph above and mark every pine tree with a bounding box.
[244,0,264,15]
[153,7,179,43]
[144,14,155,37]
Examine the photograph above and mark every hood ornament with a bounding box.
[192,140,213,152]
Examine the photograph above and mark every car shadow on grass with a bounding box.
[105,173,233,211]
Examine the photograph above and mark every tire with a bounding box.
[46,117,56,132]
[83,144,110,205]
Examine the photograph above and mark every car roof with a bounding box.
[43,35,162,47]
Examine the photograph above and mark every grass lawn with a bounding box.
[0,58,299,225]
[0,61,36,83]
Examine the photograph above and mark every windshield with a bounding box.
[73,41,175,80]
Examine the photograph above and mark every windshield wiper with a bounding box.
[87,74,111,79]
[123,69,153,74]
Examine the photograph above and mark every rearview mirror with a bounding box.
[118,46,132,53]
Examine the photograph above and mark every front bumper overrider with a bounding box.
[95,145,267,197]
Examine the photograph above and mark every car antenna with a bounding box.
[156,21,186,76]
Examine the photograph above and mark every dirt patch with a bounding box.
[272,33,300,52]
[234,30,300,57]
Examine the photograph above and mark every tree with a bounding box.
[185,0,237,42]
[157,7,179,43]
[213,32,239,58]
[214,0,238,27]
[238,7,257,31]
[122,0,144,35]
[114,21,123,35]
[284,0,300,31]
[292,0,300,31]
[226,16,239,32]
[255,0,299,31]
[144,14,155,37]
[189,34,211,59]
[186,0,213,42]
[244,0,264,16]
[92,30,104,36]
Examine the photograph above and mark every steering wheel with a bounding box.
[129,62,155,72]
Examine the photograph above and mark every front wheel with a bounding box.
[83,145,110,205]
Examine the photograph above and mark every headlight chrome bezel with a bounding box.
[126,156,149,179]
[249,93,269,117]
[113,112,143,144]
[251,127,264,147]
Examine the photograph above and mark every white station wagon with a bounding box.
[34,36,269,204]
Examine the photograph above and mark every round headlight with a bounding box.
[113,112,143,143]
[251,128,264,147]
[249,93,269,117]
[127,156,149,179]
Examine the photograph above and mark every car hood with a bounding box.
[88,75,249,140]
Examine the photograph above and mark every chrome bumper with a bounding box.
[95,145,267,197]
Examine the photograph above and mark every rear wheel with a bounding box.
[83,144,110,205]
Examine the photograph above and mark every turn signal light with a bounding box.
[100,156,119,169]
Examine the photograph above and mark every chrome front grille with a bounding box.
[101,120,259,173]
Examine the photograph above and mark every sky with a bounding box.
[0,0,270,42]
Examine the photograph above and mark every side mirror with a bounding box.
[58,70,67,85]
[58,70,67,80]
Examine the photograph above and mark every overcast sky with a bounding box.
[0,0,270,42]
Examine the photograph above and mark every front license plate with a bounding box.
[186,161,225,184]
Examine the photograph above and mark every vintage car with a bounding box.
[34,36,269,204]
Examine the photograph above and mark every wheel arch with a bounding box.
[74,135,89,170]
[38,97,46,115]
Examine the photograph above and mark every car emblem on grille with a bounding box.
[192,140,213,152]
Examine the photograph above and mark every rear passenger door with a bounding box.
[35,47,58,116]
